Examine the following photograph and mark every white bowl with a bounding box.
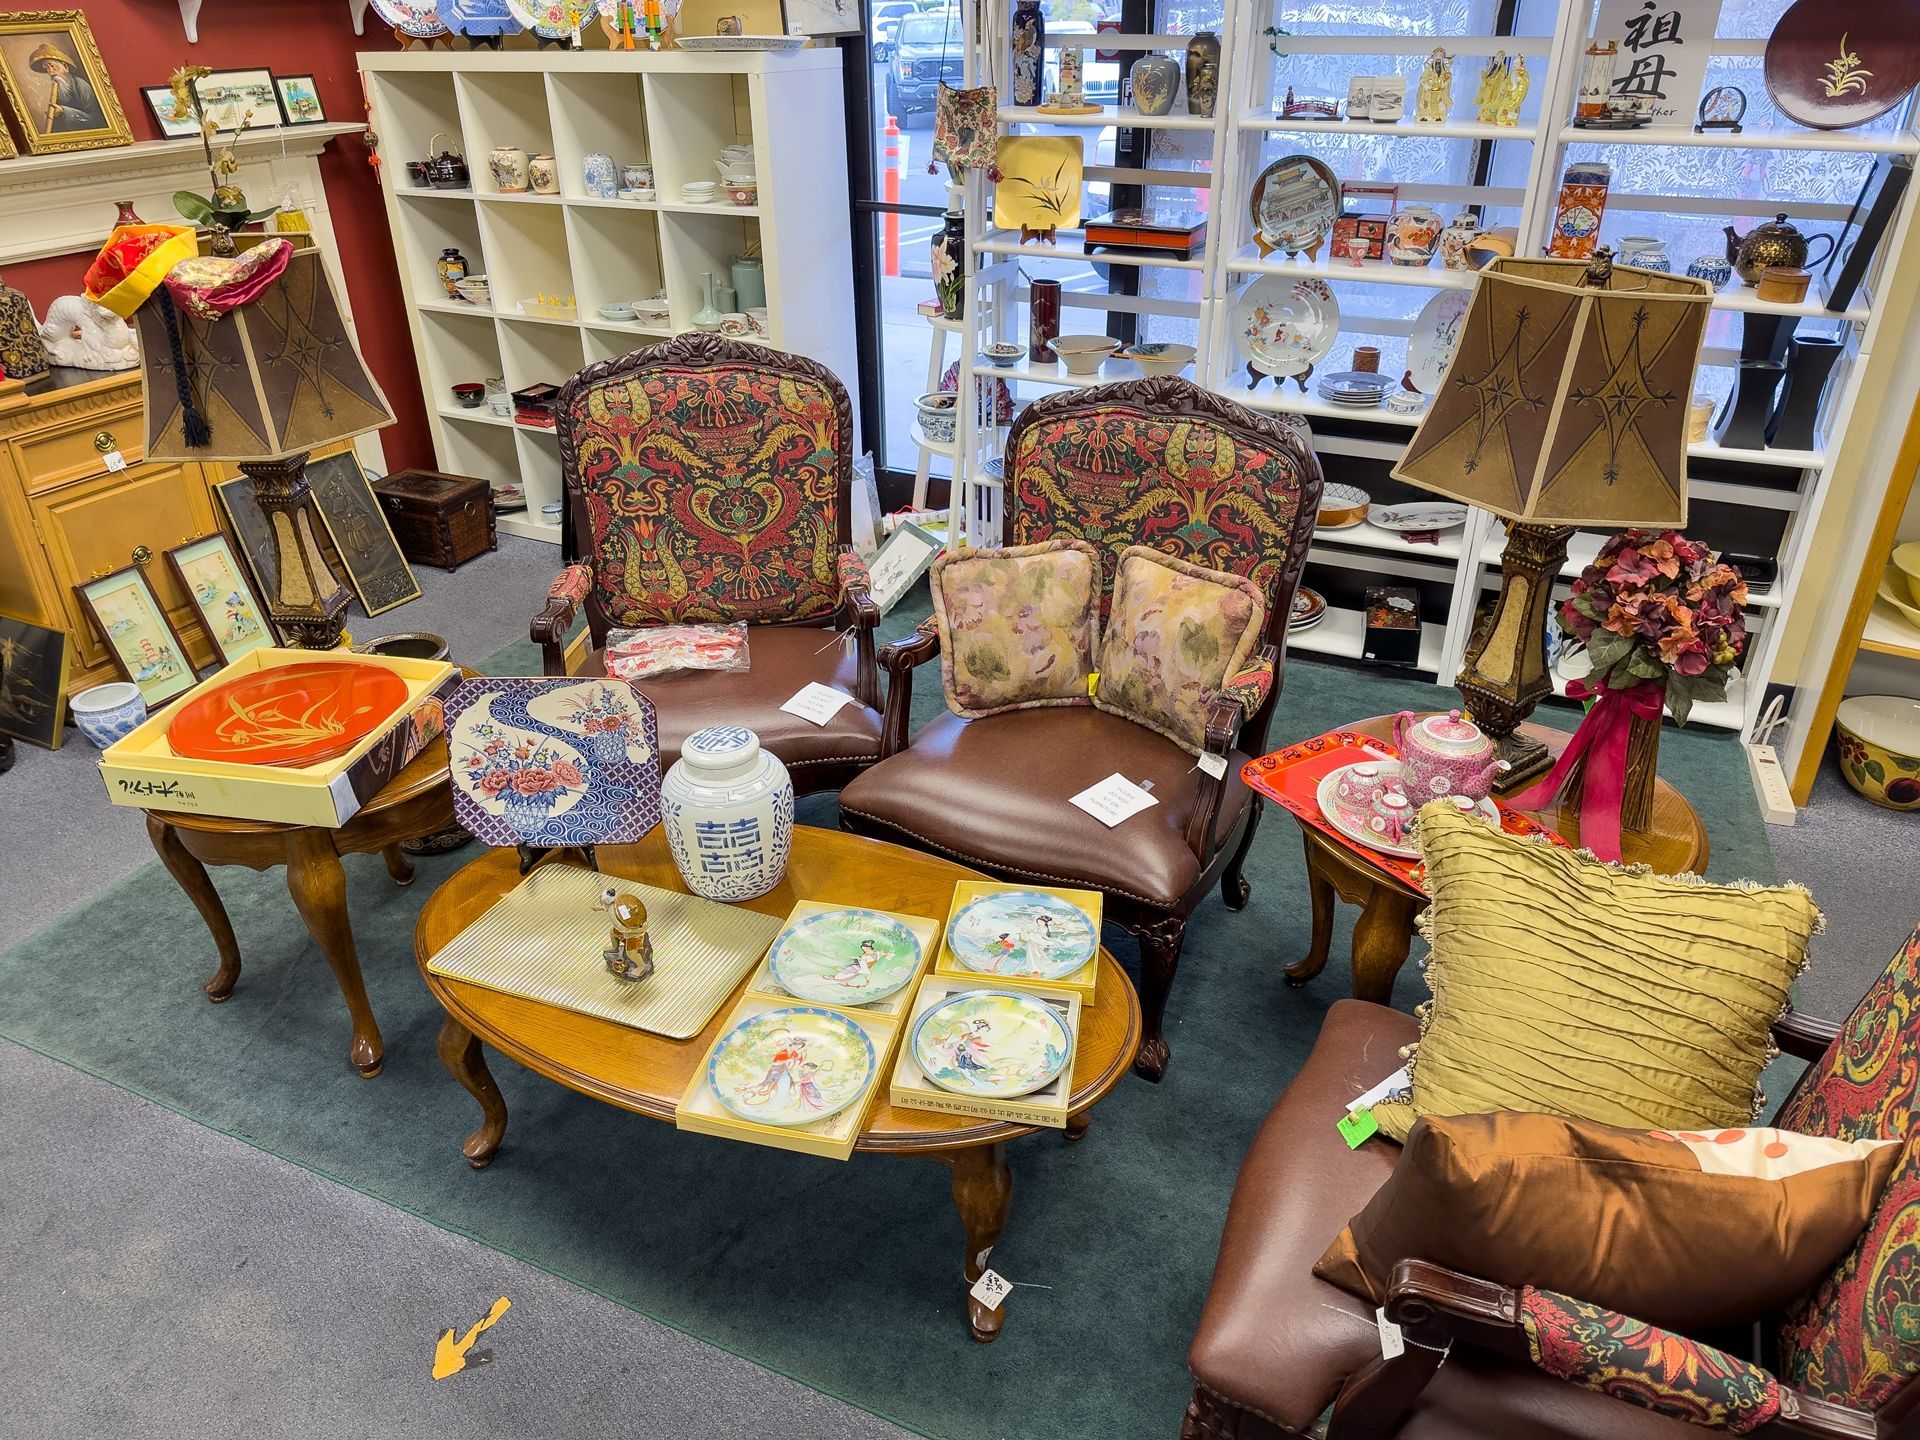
[1051,333,1119,376]
[1117,341,1195,377]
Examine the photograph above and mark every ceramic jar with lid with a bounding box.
[1393,708,1507,801]
[1438,213,1481,270]
[528,153,560,195]
[1386,204,1443,266]
[1686,254,1733,288]
[660,725,794,901]
[583,151,618,199]
[489,145,529,193]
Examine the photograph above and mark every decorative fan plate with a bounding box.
[946,889,1097,981]
[767,908,924,1005]
[1249,154,1341,255]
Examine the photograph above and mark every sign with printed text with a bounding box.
[1591,0,1724,127]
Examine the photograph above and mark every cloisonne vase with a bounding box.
[1011,0,1044,107]
[660,726,794,902]
[1185,31,1220,117]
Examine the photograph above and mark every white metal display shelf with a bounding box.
[1258,34,1556,55]
[1315,519,1471,562]
[996,105,1217,131]
[1224,248,1477,287]
[1554,125,1920,155]
[1236,112,1542,142]
[1289,606,1448,673]
[975,357,1156,388]
[974,233,1210,271]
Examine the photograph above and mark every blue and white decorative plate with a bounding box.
[446,676,662,848]
[946,890,1097,981]
[441,0,523,35]
[505,0,602,37]
[371,0,453,37]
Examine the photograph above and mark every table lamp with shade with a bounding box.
[117,236,394,652]
[1391,250,1713,790]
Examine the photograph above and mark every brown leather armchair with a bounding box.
[838,379,1323,1081]
[529,334,882,794]
[1183,921,1920,1440]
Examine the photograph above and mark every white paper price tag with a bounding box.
[779,682,855,727]
[1377,1307,1405,1359]
[1069,773,1160,828]
[102,450,127,472]
[1196,751,1228,780]
[1347,1066,1412,1114]
[969,1268,1012,1312]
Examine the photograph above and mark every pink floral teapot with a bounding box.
[1393,708,1508,802]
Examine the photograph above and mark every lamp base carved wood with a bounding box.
[243,450,353,650]
[1456,521,1573,794]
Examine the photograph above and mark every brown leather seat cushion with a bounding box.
[577,625,880,776]
[1190,1000,1749,1440]
[837,707,1251,910]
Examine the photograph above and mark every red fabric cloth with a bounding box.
[1507,678,1663,863]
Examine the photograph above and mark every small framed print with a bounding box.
[142,84,200,139]
[0,612,71,749]
[74,565,198,709]
[274,74,326,126]
[193,68,279,134]
[165,533,277,667]
[867,520,944,615]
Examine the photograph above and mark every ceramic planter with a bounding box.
[915,392,958,444]
[660,726,795,901]
[70,682,147,749]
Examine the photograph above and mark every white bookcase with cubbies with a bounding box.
[950,0,1920,752]
[360,47,857,545]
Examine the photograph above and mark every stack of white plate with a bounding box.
[1316,370,1390,408]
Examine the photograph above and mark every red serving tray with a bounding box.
[1242,728,1568,893]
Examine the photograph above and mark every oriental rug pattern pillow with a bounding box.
[930,539,1100,719]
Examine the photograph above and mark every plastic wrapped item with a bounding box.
[604,623,750,680]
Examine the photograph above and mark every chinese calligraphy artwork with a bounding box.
[1592,0,1725,126]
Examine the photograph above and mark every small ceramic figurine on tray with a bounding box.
[600,887,656,983]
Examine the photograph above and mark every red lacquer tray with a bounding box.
[1242,728,1568,893]
[166,660,410,768]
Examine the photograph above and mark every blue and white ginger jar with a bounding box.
[660,725,793,902]
[582,151,618,199]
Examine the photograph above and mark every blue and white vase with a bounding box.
[70,682,147,749]
[660,726,793,903]
[583,151,618,199]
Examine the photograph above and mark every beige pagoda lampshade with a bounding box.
[1392,256,1711,526]
[133,246,394,649]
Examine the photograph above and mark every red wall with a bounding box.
[3,2,431,470]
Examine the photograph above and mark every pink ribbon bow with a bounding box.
[1507,677,1663,863]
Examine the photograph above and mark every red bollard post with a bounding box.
[884,113,901,276]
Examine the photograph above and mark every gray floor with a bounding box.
[1,536,1913,1437]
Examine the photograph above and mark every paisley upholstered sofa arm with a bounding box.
[1320,1262,1881,1440]
[531,564,593,677]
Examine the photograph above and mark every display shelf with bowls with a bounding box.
[363,47,858,547]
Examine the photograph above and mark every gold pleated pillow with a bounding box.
[1369,803,1822,1143]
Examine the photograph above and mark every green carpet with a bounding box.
[0,598,1776,1440]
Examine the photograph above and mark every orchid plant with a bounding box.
[1556,529,1748,725]
[167,66,279,241]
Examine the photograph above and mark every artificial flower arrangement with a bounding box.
[166,66,278,246]
[1556,529,1748,725]
[1509,529,1745,862]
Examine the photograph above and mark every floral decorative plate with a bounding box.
[911,990,1072,1099]
[1290,586,1327,629]
[1406,289,1472,395]
[1315,761,1498,860]
[1371,502,1469,533]
[1230,277,1339,377]
[1249,154,1341,256]
[710,1006,877,1127]
[370,0,452,36]
[446,676,662,848]
[767,909,924,1005]
[947,890,1097,981]
[166,660,409,767]
[505,0,601,36]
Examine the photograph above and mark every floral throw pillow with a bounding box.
[930,539,1100,719]
[1093,546,1268,755]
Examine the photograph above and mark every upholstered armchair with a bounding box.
[530,334,882,793]
[1182,920,1920,1440]
[838,379,1323,1081]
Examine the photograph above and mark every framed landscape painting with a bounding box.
[0,613,71,749]
[74,566,198,709]
[0,10,131,155]
[193,68,278,134]
[275,74,326,125]
[165,534,277,667]
[141,84,199,139]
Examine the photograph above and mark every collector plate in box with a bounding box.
[708,1005,877,1127]
[767,907,925,1006]
[946,889,1097,982]
[166,660,409,767]
[910,989,1071,1100]
[446,677,662,848]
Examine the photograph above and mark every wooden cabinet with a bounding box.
[0,371,227,701]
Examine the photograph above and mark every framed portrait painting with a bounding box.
[0,10,132,155]
[165,534,278,667]
[274,74,326,125]
[0,613,71,749]
[74,566,198,709]
[141,84,199,139]
[306,452,421,617]
[193,68,278,134]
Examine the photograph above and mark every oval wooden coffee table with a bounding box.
[413,824,1142,1343]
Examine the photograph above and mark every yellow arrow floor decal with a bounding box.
[433,1297,511,1380]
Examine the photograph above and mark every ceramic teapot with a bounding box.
[1386,204,1443,266]
[1393,708,1507,801]
[1724,213,1836,287]
[425,132,469,190]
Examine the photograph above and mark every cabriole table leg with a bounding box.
[945,1142,1014,1343]
[437,1014,508,1169]
[146,812,244,1002]
[284,828,384,1077]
